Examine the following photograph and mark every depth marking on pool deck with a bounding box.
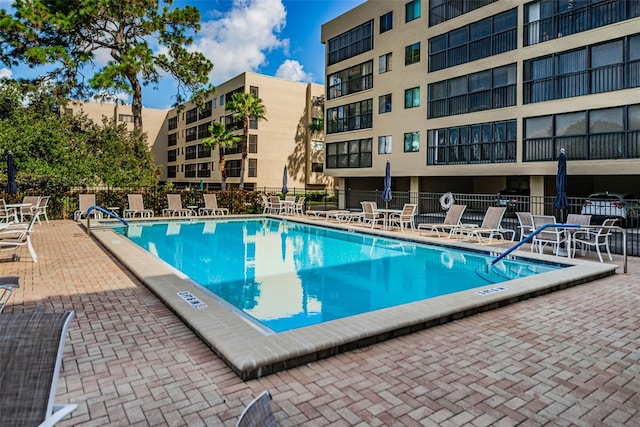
[177,291,208,309]
[476,286,510,296]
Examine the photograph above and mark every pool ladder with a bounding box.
[85,205,129,236]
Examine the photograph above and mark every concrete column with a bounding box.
[410,176,419,204]
[530,176,545,215]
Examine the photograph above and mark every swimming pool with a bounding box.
[118,218,559,333]
[93,215,617,379]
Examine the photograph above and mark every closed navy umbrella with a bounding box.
[553,148,569,222]
[382,160,392,209]
[6,151,17,194]
[282,165,288,194]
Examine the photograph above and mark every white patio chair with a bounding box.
[389,203,417,231]
[0,309,77,426]
[236,390,279,427]
[572,218,617,262]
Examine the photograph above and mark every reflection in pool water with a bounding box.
[121,219,561,332]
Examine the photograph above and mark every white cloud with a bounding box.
[191,0,288,84]
[92,90,130,104]
[0,68,12,79]
[275,60,313,82]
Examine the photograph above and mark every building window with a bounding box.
[226,159,241,177]
[220,95,225,106]
[523,105,640,162]
[428,120,516,165]
[380,11,393,33]
[198,122,211,139]
[167,149,177,162]
[199,101,212,119]
[327,60,374,100]
[248,159,257,177]
[197,162,210,178]
[312,140,324,152]
[167,165,177,178]
[326,99,373,134]
[404,131,420,152]
[185,145,197,160]
[524,35,640,104]
[405,42,421,66]
[186,107,198,124]
[224,114,242,130]
[405,0,421,22]
[429,0,498,26]
[212,98,217,108]
[379,94,392,114]
[168,133,177,146]
[428,8,517,72]
[197,144,211,158]
[185,126,197,142]
[378,136,392,154]
[250,86,259,97]
[312,162,324,173]
[118,114,134,123]
[249,115,258,130]
[404,87,420,109]
[428,63,516,118]
[249,134,258,153]
[326,139,373,168]
[327,20,373,66]
[224,87,244,110]
[184,164,197,178]
[379,52,393,73]
[524,0,640,47]
[168,116,178,130]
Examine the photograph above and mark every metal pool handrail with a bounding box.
[86,205,129,237]
[491,223,627,274]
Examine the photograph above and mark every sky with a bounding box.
[0,0,366,109]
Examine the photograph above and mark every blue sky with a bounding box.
[0,0,366,109]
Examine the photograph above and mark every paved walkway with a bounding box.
[2,220,639,426]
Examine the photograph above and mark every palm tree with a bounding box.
[202,121,240,190]
[227,92,267,189]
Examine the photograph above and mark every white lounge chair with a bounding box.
[417,204,467,237]
[0,212,41,262]
[459,206,514,244]
[199,193,229,215]
[124,194,154,218]
[163,194,191,216]
[0,275,19,314]
[236,390,279,427]
[0,309,77,426]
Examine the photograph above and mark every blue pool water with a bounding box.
[117,219,561,333]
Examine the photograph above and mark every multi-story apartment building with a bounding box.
[67,100,169,168]
[321,0,640,200]
[163,72,329,191]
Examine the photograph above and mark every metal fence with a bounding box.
[339,189,639,257]
[10,186,637,257]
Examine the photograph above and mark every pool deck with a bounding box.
[3,219,639,425]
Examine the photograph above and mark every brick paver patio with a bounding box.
[2,220,638,426]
